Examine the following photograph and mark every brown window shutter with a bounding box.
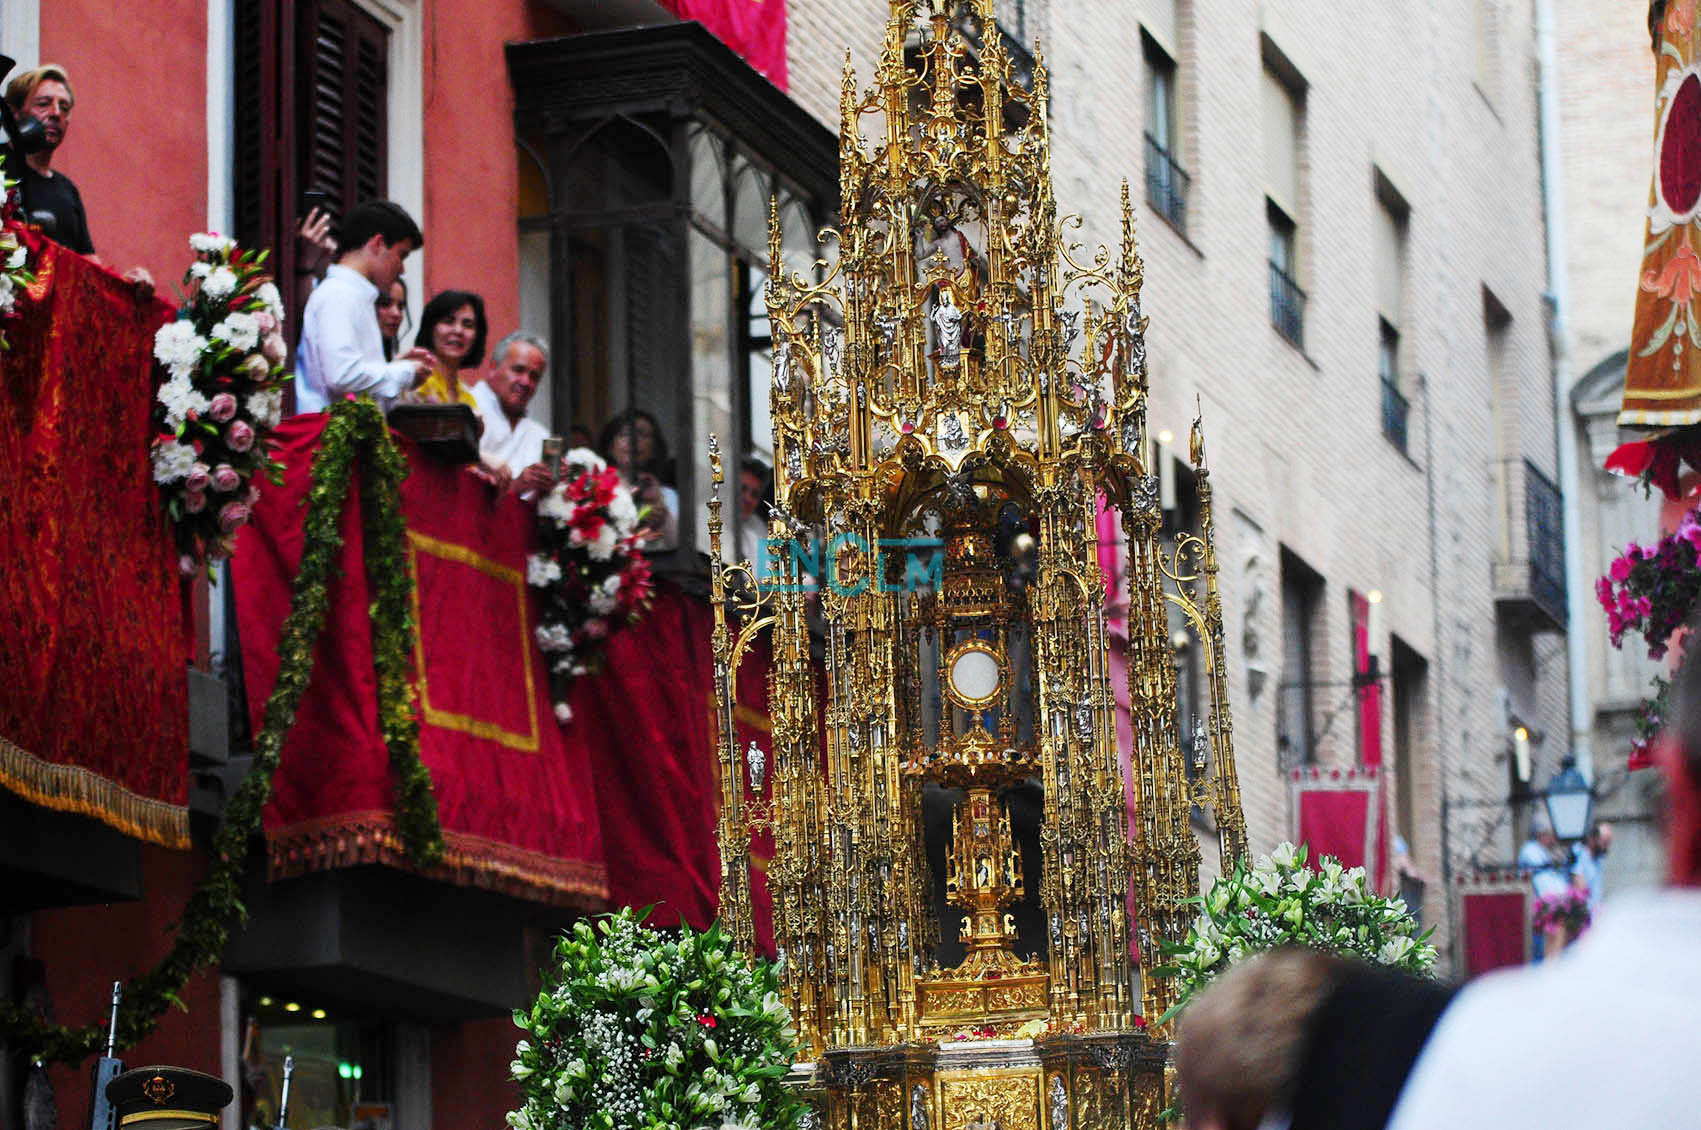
[298,0,389,216]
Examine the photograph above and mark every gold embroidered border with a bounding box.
[0,733,190,850]
[406,530,540,753]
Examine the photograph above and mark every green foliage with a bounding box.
[0,398,442,1062]
[509,909,803,1130]
[1154,841,1437,1026]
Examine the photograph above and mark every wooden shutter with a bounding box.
[298,0,389,216]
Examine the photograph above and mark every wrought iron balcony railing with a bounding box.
[1144,132,1191,234]
[1381,375,1410,454]
[1270,260,1306,347]
[1493,457,1567,631]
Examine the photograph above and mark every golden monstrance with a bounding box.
[706,3,1249,1125]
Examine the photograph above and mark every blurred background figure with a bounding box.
[1571,820,1613,914]
[375,277,409,362]
[737,455,772,564]
[1178,948,1454,1130]
[1388,652,1701,1128]
[1517,814,1570,961]
[599,409,678,551]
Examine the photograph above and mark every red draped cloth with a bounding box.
[1461,891,1528,976]
[234,415,605,906]
[1291,768,1378,870]
[660,0,788,89]
[0,231,188,848]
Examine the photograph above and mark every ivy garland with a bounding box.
[0,397,444,1063]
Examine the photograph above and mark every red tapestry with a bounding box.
[1291,768,1378,871]
[660,0,788,89]
[234,415,605,906]
[1461,890,1528,976]
[0,231,188,849]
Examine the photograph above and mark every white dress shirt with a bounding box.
[472,380,548,475]
[294,265,420,414]
[1387,888,1701,1130]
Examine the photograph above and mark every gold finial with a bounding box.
[1190,401,1206,468]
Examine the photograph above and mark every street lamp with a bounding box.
[1542,754,1593,843]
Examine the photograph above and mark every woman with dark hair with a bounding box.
[598,409,679,550]
[410,288,487,408]
[375,277,409,362]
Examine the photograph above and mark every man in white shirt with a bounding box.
[472,331,551,493]
[294,200,434,414]
[1387,669,1701,1129]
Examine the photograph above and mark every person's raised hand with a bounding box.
[296,207,336,276]
[123,265,155,300]
[401,347,436,387]
[515,463,553,496]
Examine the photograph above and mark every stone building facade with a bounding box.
[788,0,1572,961]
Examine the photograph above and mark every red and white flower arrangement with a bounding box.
[150,232,289,574]
[0,165,35,349]
[531,448,654,722]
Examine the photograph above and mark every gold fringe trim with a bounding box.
[267,810,609,910]
[0,734,191,850]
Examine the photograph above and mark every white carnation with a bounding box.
[151,440,198,484]
[190,232,236,255]
[211,311,260,350]
[157,374,210,430]
[202,265,238,302]
[189,261,212,280]
[255,281,285,322]
[154,320,208,378]
[537,487,573,524]
[0,273,15,313]
[527,554,563,587]
[246,388,283,429]
[534,623,573,653]
[565,447,606,473]
[606,486,639,533]
[586,522,619,562]
[588,573,621,615]
[5,244,25,270]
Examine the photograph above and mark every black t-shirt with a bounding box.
[17,164,93,255]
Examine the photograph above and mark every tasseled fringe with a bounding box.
[0,735,191,850]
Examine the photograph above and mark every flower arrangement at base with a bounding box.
[150,232,289,573]
[1531,887,1591,941]
[1154,842,1437,1024]
[530,449,654,722]
[508,908,804,1130]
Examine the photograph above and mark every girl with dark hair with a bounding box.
[598,409,679,550]
[375,277,409,362]
[411,288,488,408]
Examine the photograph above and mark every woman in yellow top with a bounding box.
[409,289,487,408]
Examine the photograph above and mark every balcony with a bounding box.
[1493,458,1567,632]
[1144,132,1191,235]
[1270,259,1306,348]
[1381,376,1410,454]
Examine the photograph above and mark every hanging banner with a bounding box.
[660,0,788,89]
[1621,8,1701,424]
[0,231,189,849]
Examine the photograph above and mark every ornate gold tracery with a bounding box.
[705,1,1249,1123]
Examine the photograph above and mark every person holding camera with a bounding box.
[598,409,678,551]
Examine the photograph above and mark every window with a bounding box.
[1142,32,1189,234]
[1262,44,1305,346]
[1380,318,1408,451]
[1374,175,1410,450]
[1278,548,1324,767]
[1268,199,1304,346]
[243,996,394,1130]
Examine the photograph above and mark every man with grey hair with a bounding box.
[473,330,551,492]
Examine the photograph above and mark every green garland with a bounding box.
[0,398,443,1063]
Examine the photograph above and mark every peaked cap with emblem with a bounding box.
[107,1066,234,1130]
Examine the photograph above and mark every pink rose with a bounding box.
[255,311,278,335]
[217,501,251,534]
[184,489,208,514]
[179,554,198,576]
[210,464,241,493]
[185,462,211,492]
[244,353,271,381]
[261,332,287,366]
[582,619,609,640]
[208,392,238,422]
[226,419,255,452]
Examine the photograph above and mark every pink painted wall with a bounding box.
[39,0,208,286]
[421,0,577,342]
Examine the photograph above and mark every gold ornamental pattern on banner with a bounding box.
[705,1,1249,1125]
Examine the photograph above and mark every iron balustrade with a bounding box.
[1269,260,1306,347]
[1144,132,1191,234]
[1381,375,1410,453]
[1492,457,1567,630]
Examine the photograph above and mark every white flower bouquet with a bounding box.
[149,233,290,573]
[508,908,805,1130]
[1154,841,1438,1023]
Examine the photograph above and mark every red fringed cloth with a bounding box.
[0,230,189,849]
[234,415,606,907]
[659,0,788,89]
[1289,767,1381,872]
[1457,870,1530,976]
